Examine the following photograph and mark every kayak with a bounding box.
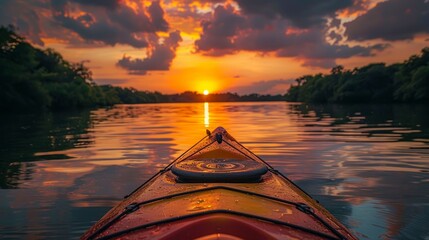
[82,127,357,240]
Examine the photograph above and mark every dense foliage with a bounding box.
[0,26,284,111]
[0,26,165,111]
[1,26,110,110]
[285,48,429,103]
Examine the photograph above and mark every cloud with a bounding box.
[0,0,184,76]
[148,1,170,31]
[72,0,120,9]
[226,79,296,95]
[234,0,354,28]
[194,4,385,68]
[1,0,171,48]
[117,31,182,75]
[345,0,429,41]
[194,5,245,55]
[3,0,423,78]
[276,32,387,67]
[194,5,287,55]
[52,0,169,48]
[0,0,48,46]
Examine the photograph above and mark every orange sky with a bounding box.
[1,0,428,94]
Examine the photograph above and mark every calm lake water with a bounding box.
[1,102,428,239]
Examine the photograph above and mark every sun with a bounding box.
[203,90,209,95]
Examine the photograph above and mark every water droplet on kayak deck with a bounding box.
[187,205,212,211]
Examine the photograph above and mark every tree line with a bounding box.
[0,26,167,111]
[168,91,284,102]
[0,26,284,111]
[3,25,427,111]
[285,48,429,103]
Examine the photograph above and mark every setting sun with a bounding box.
[203,90,209,95]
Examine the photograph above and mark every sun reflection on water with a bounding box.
[204,102,209,128]
[1,102,429,239]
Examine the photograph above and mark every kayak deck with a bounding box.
[82,127,356,240]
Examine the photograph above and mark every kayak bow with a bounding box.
[82,127,357,240]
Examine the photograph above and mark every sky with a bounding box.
[1,0,428,94]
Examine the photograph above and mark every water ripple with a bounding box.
[0,102,428,239]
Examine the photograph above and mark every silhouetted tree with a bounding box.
[285,48,429,103]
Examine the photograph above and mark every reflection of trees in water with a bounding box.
[356,170,429,239]
[0,110,93,188]
[288,103,429,239]
[288,103,429,141]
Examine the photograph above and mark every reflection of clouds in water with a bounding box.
[287,103,429,240]
[0,102,428,239]
[347,200,388,239]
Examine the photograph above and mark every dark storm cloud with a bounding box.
[163,0,224,19]
[148,1,170,31]
[72,0,120,9]
[328,30,343,44]
[194,4,385,68]
[275,29,386,59]
[194,5,286,54]
[50,0,119,10]
[276,41,387,68]
[0,0,184,75]
[52,0,169,48]
[0,0,48,45]
[345,0,429,41]
[117,31,182,75]
[194,5,245,55]
[1,0,170,48]
[53,14,151,48]
[234,0,354,28]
